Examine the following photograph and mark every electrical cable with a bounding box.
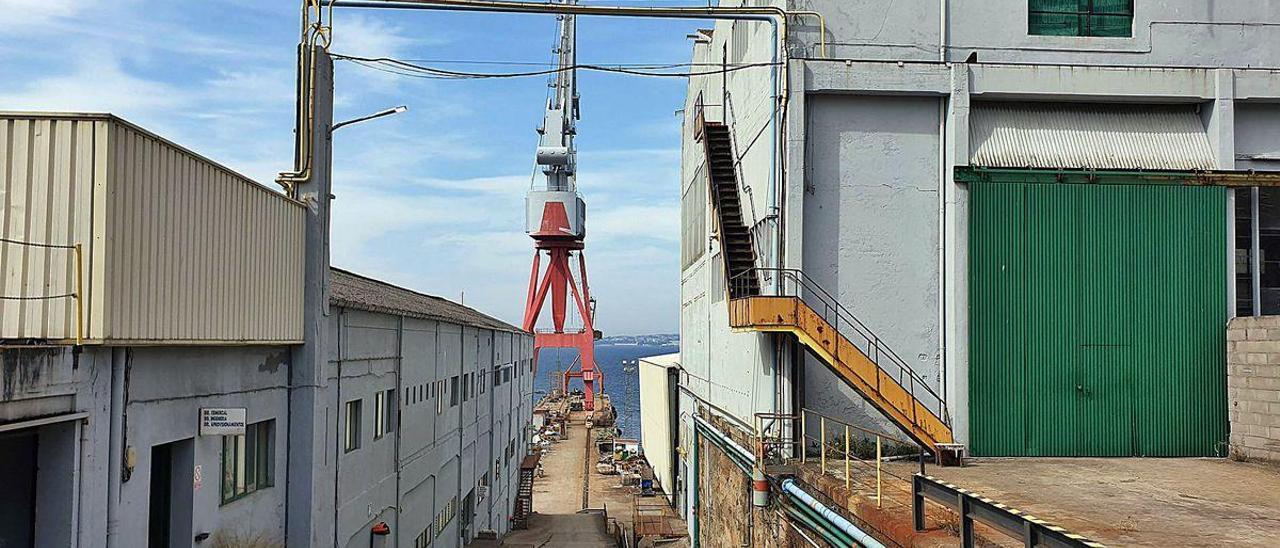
[332,52,779,79]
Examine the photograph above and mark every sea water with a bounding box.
[533,343,679,439]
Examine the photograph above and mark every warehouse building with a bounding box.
[676,1,1280,544]
[0,112,534,547]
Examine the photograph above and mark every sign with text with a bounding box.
[199,408,246,436]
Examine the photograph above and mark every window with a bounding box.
[1029,0,1133,37]
[462,373,471,402]
[415,529,432,547]
[345,399,362,452]
[375,389,395,439]
[221,420,274,504]
[451,376,460,407]
[493,366,501,387]
[435,496,458,536]
[437,380,445,414]
[503,367,511,384]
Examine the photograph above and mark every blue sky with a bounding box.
[0,0,711,334]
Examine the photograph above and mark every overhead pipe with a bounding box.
[781,478,887,548]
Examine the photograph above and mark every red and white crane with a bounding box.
[521,1,603,410]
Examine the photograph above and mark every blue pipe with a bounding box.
[781,479,887,548]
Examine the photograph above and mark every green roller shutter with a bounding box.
[969,179,1227,457]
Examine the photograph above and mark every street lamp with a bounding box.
[332,105,408,132]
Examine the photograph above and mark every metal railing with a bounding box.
[802,409,923,510]
[757,409,924,511]
[0,237,84,344]
[731,267,950,428]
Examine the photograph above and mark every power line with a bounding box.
[332,52,779,79]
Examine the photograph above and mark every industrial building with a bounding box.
[0,112,534,547]
[672,1,1280,546]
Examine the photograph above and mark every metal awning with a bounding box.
[970,103,1216,171]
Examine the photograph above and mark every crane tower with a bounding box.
[521,2,603,410]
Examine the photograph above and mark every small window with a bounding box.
[451,376,460,407]
[503,367,511,384]
[345,399,362,452]
[374,389,395,439]
[1029,0,1133,37]
[462,373,470,402]
[415,529,432,547]
[221,419,274,504]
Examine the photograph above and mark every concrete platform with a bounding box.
[892,457,1280,546]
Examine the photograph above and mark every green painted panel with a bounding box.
[970,180,1227,457]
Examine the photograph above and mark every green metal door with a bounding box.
[969,179,1227,457]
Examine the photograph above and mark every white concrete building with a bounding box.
[677,1,1280,513]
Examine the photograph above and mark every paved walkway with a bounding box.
[472,414,615,547]
[887,457,1280,547]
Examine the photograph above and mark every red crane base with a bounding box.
[522,242,602,410]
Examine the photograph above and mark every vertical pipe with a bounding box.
[876,436,883,509]
[74,243,83,344]
[800,410,806,463]
[819,416,826,473]
[106,347,125,548]
[843,425,850,491]
[691,424,700,548]
[1252,187,1262,315]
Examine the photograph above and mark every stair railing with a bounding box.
[730,267,951,429]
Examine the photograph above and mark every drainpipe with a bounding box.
[781,479,887,548]
[690,419,700,548]
[106,347,125,548]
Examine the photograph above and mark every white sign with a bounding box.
[193,465,203,491]
[199,408,246,436]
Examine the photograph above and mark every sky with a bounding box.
[0,0,712,335]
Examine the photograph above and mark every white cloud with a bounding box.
[331,13,424,58]
[0,54,190,122]
[0,0,85,31]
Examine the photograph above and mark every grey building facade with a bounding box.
[0,113,534,548]
[677,0,1280,528]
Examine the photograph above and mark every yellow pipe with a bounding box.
[820,415,826,473]
[74,243,83,345]
[875,436,883,509]
[800,410,806,464]
[843,424,850,491]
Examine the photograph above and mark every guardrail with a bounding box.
[913,474,1104,548]
[0,237,84,344]
[756,408,927,510]
[731,267,950,427]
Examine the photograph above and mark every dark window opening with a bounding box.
[1029,0,1133,37]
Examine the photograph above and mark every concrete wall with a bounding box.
[785,0,1280,67]
[802,94,943,427]
[331,309,534,548]
[1226,316,1280,463]
[0,310,533,548]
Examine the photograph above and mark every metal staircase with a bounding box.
[696,110,955,455]
[729,269,955,453]
[700,121,760,299]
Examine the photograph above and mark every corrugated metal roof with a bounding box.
[970,103,1216,171]
[329,267,523,333]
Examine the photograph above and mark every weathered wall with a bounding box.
[1227,316,1280,463]
[332,309,534,548]
[784,0,1280,67]
[802,94,943,430]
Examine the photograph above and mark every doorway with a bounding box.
[148,439,194,548]
[0,430,38,547]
